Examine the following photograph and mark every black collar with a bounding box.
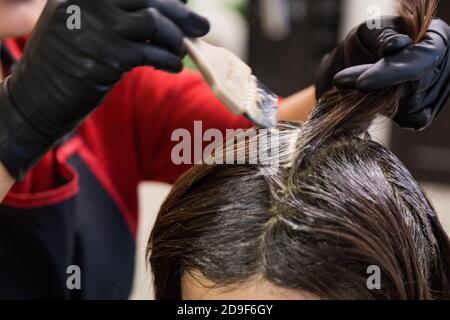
[1,41,18,74]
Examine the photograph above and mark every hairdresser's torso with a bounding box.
[0,36,140,300]
[0,3,251,298]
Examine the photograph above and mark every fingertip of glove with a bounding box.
[333,64,373,91]
[333,73,356,90]
[186,14,210,37]
[166,60,184,73]
[393,110,432,131]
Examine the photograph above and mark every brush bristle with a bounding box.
[245,77,279,128]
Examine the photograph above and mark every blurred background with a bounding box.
[131,0,450,299]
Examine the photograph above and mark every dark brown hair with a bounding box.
[148,0,450,300]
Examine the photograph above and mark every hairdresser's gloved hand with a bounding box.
[0,0,209,179]
[315,16,450,130]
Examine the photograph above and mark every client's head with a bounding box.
[147,0,450,300]
[148,121,450,300]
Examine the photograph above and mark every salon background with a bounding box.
[131,0,450,299]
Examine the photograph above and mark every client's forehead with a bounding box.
[181,270,319,300]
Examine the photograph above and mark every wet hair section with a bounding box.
[148,0,450,300]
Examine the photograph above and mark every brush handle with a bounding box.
[184,38,251,115]
[184,38,218,89]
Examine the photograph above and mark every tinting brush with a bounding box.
[184,38,279,128]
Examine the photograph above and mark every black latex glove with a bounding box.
[315,16,450,131]
[0,0,210,179]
